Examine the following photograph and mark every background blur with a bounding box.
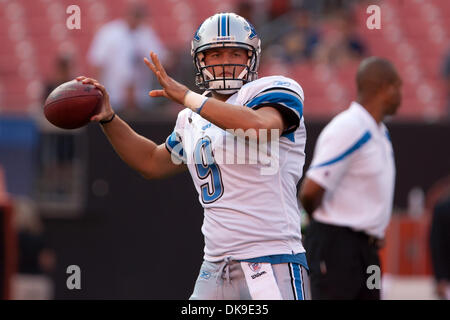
[0,0,449,299]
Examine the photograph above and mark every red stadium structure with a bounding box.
[0,0,448,119]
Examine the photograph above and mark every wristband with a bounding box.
[99,113,115,125]
[184,90,209,114]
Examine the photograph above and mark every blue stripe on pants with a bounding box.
[291,263,304,300]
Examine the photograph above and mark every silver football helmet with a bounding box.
[191,13,261,94]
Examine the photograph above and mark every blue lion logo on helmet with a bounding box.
[193,24,202,42]
[244,22,257,40]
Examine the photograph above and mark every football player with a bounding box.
[77,13,309,300]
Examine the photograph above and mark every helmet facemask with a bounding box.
[194,44,259,95]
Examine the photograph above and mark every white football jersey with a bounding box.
[166,76,307,262]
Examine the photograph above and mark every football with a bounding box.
[44,79,103,129]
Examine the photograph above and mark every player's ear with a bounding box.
[379,82,394,99]
[387,83,397,96]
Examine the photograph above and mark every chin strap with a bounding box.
[214,88,239,95]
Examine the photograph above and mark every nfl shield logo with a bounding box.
[248,263,261,272]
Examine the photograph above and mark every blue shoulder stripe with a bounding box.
[310,130,372,169]
[246,91,303,119]
[282,132,295,142]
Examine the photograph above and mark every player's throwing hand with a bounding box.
[76,76,115,123]
[144,51,189,105]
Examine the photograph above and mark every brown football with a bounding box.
[44,80,103,129]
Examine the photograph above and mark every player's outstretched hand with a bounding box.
[144,51,189,105]
[76,76,115,122]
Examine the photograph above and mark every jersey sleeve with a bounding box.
[165,109,189,163]
[243,78,304,134]
[306,118,371,192]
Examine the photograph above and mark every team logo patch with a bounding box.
[248,263,261,272]
[247,263,267,280]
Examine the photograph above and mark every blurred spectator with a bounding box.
[87,1,168,116]
[12,196,56,299]
[315,9,367,67]
[267,0,291,20]
[42,53,75,102]
[320,0,359,16]
[442,49,450,117]
[236,1,254,22]
[235,1,265,31]
[292,0,360,17]
[278,8,320,63]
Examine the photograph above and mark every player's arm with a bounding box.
[144,52,287,139]
[76,76,187,180]
[196,101,287,139]
[99,117,186,179]
[299,177,326,217]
